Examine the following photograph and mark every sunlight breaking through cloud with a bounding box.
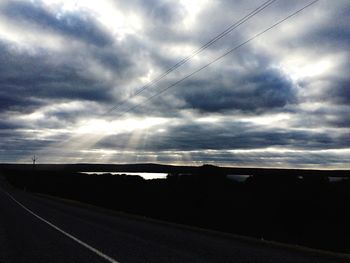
[0,0,349,168]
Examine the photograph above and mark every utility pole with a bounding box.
[32,155,37,168]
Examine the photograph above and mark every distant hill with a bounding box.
[1,163,349,178]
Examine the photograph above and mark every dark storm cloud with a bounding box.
[0,0,149,152]
[96,120,346,152]
[91,36,148,81]
[0,41,113,113]
[292,104,350,129]
[285,3,350,127]
[118,50,296,118]
[0,120,24,130]
[0,0,142,114]
[290,2,350,52]
[0,131,56,162]
[297,58,350,118]
[4,1,113,47]
[149,1,186,25]
[0,88,44,113]
[324,71,350,106]
[115,0,186,26]
[304,23,350,51]
[177,66,295,113]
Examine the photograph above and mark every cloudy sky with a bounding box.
[0,0,349,168]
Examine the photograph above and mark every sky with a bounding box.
[0,0,349,168]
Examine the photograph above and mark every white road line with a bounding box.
[4,191,120,263]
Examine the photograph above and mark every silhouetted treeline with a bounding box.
[1,164,350,254]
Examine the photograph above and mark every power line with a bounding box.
[42,0,279,153]
[104,0,278,115]
[113,0,320,118]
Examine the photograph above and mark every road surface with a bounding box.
[0,177,348,263]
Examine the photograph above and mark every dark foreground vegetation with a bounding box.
[1,163,350,254]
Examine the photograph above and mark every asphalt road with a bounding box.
[0,178,348,263]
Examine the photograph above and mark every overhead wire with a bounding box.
[112,0,320,118]
[103,0,278,115]
[41,0,280,154]
[41,0,320,161]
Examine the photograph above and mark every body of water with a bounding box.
[226,174,251,182]
[80,172,167,180]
